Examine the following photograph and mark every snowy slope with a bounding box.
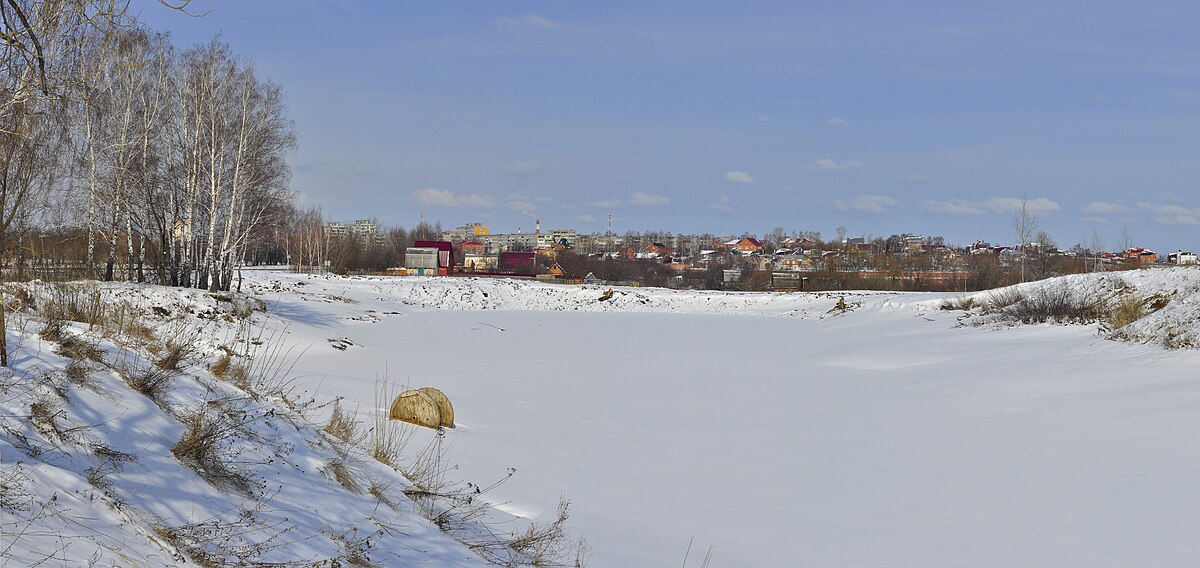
[241,267,1200,567]
[0,282,490,567]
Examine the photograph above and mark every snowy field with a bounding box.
[245,269,1200,567]
[6,268,1200,566]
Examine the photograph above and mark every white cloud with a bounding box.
[982,196,1060,214]
[496,14,563,30]
[410,187,494,208]
[576,214,596,223]
[809,158,862,171]
[1155,214,1199,226]
[1138,202,1200,225]
[757,115,772,122]
[724,170,756,184]
[1137,202,1194,215]
[924,196,1062,216]
[505,192,543,217]
[897,173,929,181]
[826,117,849,127]
[922,200,984,215]
[830,194,897,213]
[503,160,542,177]
[629,192,670,206]
[522,14,563,30]
[708,194,735,214]
[1084,201,1129,214]
[592,198,622,208]
[1081,216,1112,224]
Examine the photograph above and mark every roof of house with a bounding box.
[414,240,453,252]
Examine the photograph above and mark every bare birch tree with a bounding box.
[1012,194,1038,283]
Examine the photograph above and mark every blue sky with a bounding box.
[133,1,1200,252]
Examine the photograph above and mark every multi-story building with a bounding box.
[327,219,384,246]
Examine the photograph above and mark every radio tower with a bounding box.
[607,214,613,236]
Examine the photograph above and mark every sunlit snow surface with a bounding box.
[248,269,1200,567]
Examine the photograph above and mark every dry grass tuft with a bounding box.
[367,478,399,511]
[209,352,232,379]
[28,395,63,441]
[1107,292,1145,329]
[939,295,978,311]
[120,364,175,403]
[63,360,92,386]
[57,334,105,362]
[38,318,68,343]
[155,339,195,371]
[324,399,360,445]
[171,404,253,494]
[326,456,361,495]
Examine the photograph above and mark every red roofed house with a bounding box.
[735,237,764,255]
[1125,248,1157,263]
[458,240,484,256]
[643,242,672,258]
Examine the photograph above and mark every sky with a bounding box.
[131,1,1200,252]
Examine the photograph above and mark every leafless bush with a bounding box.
[153,490,296,567]
[331,527,379,567]
[506,499,575,566]
[0,464,33,511]
[402,433,453,496]
[468,497,589,568]
[981,287,1025,313]
[88,441,138,491]
[992,285,1102,324]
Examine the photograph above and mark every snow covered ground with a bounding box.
[6,267,1200,567]
[243,268,1200,567]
